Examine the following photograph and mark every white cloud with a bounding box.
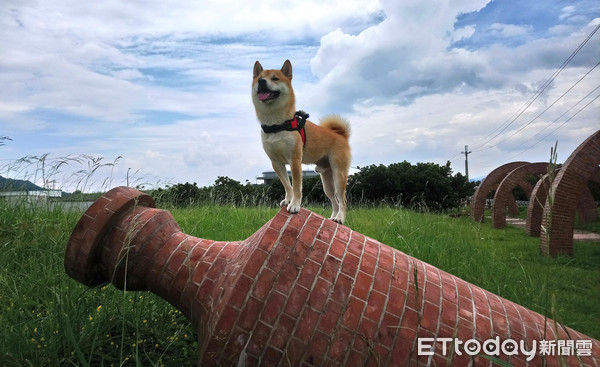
[489,23,532,37]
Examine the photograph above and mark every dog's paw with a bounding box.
[279,199,290,207]
[331,214,345,224]
[287,201,301,214]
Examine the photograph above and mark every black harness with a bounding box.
[261,110,309,146]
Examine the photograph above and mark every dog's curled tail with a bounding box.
[320,115,351,140]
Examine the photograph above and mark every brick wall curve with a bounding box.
[540,130,600,256]
[526,173,551,237]
[492,162,549,229]
[471,161,529,222]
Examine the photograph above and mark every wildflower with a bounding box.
[88,315,93,321]
[96,305,102,312]
[34,328,38,333]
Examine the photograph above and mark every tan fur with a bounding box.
[252,60,352,224]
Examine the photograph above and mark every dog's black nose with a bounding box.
[258,78,267,87]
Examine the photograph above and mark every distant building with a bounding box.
[256,170,320,185]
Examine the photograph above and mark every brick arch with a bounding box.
[492,162,549,228]
[471,161,529,222]
[526,173,552,237]
[540,130,600,256]
[526,168,598,237]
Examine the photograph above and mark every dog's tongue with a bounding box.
[258,92,271,102]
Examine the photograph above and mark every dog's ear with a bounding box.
[253,61,263,78]
[281,60,292,80]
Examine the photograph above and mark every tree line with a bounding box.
[152,161,477,211]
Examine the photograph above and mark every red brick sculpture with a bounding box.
[540,130,600,256]
[527,172,598,237]
[526,173,552,237]
[492,162,549,229]
[65,187,600,366]
[471,161,529,222]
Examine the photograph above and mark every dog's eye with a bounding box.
[271,77,279,81]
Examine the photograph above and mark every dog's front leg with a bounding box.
[288,156,303,214]
[272,161,293,207]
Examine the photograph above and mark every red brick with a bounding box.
[297,259,320,288]
[243,249,267,277]
[331,273,353,304]
[328,327,353,360]
[329,239,346,259]
[364,290,386,322]
[309,240,329,264]
[296,307,320,340]
[246,321,271,356]
[306,331,329,365]
[420,302,440,332]
[373,268,391,294]
[216,304,239,334]
[341,253,360,277]
[239,297,262,330]
[352,271,372,301]
[386,285,405,316]
[274,262,299,293]
[229,274,252,308]
[284,284,310,317]
[424,282,441,304]
[359,253,377,274]
[318,301,343,334]
[440,299,457,327]
[261,291,286,325]
[308,278,331,311]
[342,297,364,330]
[320,255,341,283]
[364,238,379,256]
[252,268,276,299]
[270,313,295,349]
[259,227,280,252]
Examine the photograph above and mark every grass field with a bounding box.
[1,201,598,366]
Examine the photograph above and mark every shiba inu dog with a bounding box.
[252,60,351,224]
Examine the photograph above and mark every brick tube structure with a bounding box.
[65,187,600,366]
[540,130,600,256]
[526,173,552,237]
[492,162,549,229]
[525,170,596,237]
[471,161,529,222]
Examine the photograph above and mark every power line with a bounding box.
[507,84,600,153]
[477,60,600,152]
[470,23,600,152]
[509,91,600,158]
[480,85,600,166]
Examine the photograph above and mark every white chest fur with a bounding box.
[261,131,297,164]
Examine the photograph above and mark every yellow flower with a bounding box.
[88,315,93,321]
[34,328,38,333]
[96,305,102,312]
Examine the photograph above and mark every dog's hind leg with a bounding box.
[317,166,340,221]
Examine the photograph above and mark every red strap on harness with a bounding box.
[290,117,306,145]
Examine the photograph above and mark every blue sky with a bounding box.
[1,0,599,191]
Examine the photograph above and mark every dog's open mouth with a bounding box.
[257,83,280,102]
[257,91,280,102]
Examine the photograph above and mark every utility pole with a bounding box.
[461,145,472,181]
